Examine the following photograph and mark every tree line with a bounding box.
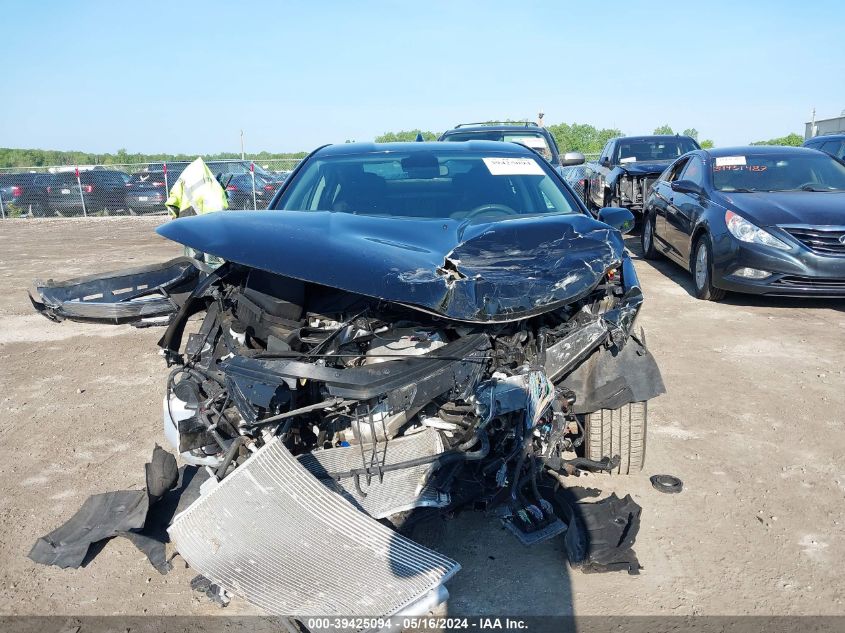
[0,147,308,169]
[1,125,806,169]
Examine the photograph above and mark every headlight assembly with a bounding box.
[724,211,790,250]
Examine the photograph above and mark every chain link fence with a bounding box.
[0,158,301,219]
[0,152,600,219]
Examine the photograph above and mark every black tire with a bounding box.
[641,212,661,260]
[584,401,647,475]
[691,234,726,301]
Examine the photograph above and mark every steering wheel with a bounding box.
[457,203,518,220]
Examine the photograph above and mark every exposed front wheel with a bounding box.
[692,235,725,301]
[583,401,647,475]
[641,212,661,260]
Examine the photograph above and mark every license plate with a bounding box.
[138,196,149,202]
[61,188,71,194]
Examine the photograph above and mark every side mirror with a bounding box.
[670,179,705,196]
[597,207,635,234]
[560,151,585,167]
[599,157,611,168]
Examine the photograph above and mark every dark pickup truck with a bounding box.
[584,135,700,213]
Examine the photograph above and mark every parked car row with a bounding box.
[0,161,290,217]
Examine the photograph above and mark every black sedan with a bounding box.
[641,146,845,300]
[224,172,282,209]
[124,171,169,214]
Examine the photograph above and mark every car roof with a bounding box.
[442,124,550,134]
[704,146,822,158]
[613,135,696,142]
[804,134,845,142]
[315,140,538,157]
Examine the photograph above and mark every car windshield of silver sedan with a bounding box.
[712,153,845,192]
[276,151,578,219]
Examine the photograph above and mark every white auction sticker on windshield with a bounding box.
[510,136,547,149]
[715,156,747,167]
[483,157,545,176]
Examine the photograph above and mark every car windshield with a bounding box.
[275,150,579,220]
[616,138,698,163]
[712,152,845,192]
[443,132,553,160]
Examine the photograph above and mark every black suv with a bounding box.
[803,134,845,162]
[47,169,130,216]
[584,135,701,213]
[439,122,584,171]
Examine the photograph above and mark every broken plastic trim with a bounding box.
[29,257,209,325]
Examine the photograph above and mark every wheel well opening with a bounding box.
[690,226,709,266]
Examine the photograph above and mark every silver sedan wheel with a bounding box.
[694,242,708,289]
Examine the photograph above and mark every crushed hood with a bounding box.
[156,210,624,323]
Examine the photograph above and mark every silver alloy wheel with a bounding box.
[695,242,708,289]
[644,216,653,251]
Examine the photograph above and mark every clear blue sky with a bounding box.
[1,0,844,154]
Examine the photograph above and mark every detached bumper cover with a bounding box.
[168,437,459,617]
[29,257,208,324]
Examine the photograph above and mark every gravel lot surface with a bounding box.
[0,217,843,616]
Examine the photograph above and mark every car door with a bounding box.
[649,157,689,256]
[664,155,706,265]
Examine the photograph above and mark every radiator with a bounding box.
[297,428,449,519]
[168,437,459,618]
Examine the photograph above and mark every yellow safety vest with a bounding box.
[165,157,228,218]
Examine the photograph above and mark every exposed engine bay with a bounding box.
[158,257,660,535]
[27,173,666,618]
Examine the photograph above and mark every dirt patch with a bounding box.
[0,218,843,616]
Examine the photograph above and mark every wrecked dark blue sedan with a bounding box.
[642,146,845,300]
[30,141,662,617]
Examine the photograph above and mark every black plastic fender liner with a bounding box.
[559,332,665,415]
[563,492,642,575]
[29,257,209,325]
[28,445,180,572]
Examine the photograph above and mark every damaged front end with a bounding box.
[27,208,664,618]
[609,163,669,214]
[148,212,662,616]
[28,139,666,617]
